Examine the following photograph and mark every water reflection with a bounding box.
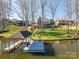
[0,39,79,59]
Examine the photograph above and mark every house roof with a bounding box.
[9,31,32,38]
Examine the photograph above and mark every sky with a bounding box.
[44,0,65,19]
[11,0,66,20]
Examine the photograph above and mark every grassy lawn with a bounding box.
[32,25,79,40]
[0,25,26,38]
[0,25,79,40]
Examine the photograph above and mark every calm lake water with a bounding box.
[0,40,79,59]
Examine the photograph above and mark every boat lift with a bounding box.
[4,40,26,52]
[4,40,45,53]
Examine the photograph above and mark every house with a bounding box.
[58,20,68,25]
[58,20,76,25]
[16,20,29,26]
[37,17,52,28]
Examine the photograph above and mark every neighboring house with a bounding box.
[58,20,76,25]
[37,17,52,28]
[58,16,69,25]
[58,16,76,25]
[58,20,68,25]
[16,20,29,26]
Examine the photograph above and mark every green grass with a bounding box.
[0,25,79,40]
[0,25,26,38]
[32,25,79,40]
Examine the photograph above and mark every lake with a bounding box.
[0,40,79,59]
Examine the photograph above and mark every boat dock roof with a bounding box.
[23,41,45,53]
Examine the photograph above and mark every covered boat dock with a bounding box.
[3,31,45,53]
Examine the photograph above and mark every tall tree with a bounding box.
[49,0,60,29]
[40,0,47,29]
[65,0,72,33]
[30,0,37,32]
[0,0,12,32]
[75,0,79,34]
[15,0,30,30]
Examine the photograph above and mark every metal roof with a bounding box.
[20,31,32,38]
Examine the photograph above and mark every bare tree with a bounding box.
[15,0,30,30]
[64,0,72,33]
[0,0,12,32]
[49,0,60,29]
[30,0,37,32]
[75,0,79,34]
[40,0,47,29]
